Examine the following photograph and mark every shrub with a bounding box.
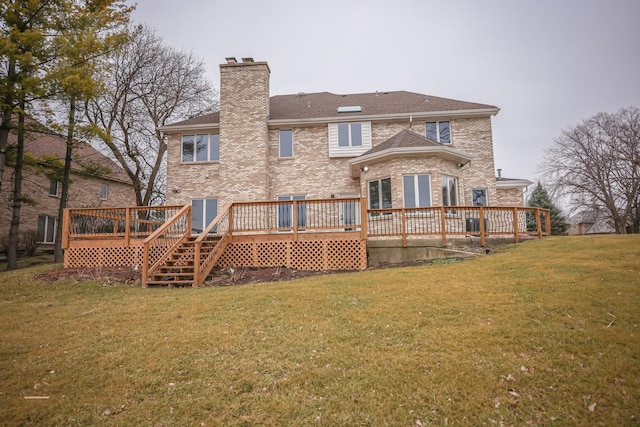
[18,230,40,256]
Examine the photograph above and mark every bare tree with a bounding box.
[86,25,217,207]
[541,106,640,233]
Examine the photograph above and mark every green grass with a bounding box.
[1,235,639,426]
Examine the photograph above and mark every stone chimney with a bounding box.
[218,58,271,203]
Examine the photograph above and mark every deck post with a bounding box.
[292,200,298,241]
[440,207,447,246]
[125,207,131,247]
[194,242,201,288]
[401,208,407,248]
[545,211,551,236]
[142,243,149,288]
[228,204,234,237]
[360,197,368,240]
[536,208,543,238]
[479,207,486,247]
[187,205,192,235]
[513,207,519,243]
[61,208,71,250]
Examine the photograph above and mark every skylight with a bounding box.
[337,106,362,113]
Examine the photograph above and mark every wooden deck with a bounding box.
[62,199,551,287]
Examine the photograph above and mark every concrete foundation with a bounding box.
[366,237,519,266]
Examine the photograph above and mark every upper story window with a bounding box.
[338,123,362,147]
[403,174,432,208]
[426,121,451,144]
[49,179,59,197]
[279,129,293,158]
[182,133,219,162]
[328,122,372,157]
[100,184,108,200]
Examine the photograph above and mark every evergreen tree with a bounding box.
[527,182,569,235]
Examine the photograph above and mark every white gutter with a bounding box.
[157,107,500,132]
[496,179,534,188]
[158,122,220,133]
[267,107,500,127]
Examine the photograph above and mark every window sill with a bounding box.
[180,160,220,165]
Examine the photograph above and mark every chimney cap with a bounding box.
[225,57,237,64]
[241,57,254,63]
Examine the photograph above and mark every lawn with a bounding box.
[0,235,638,426]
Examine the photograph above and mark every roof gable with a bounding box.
[361,129,441,156]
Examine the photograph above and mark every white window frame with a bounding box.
[426,121,451,144]
[100,184,108,201]
[191,198,218,234]
[38,215,56,243]
[182,133,220,163]
[279,129,293,158]
[49,179,59,197]
[338,122,363,147]
[402,174,432,208]
[441,175,459,212]
[368,177,392,211]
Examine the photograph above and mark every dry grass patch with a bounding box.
[0,235,639,425]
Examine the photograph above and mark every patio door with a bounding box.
[338,194,359,230]
[277,195,306,230]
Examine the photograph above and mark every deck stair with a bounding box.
[146,235,220,287]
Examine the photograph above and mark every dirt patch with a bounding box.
[37,248,485,287]
[39,266,142,285]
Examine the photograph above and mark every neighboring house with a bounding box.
[160,57,532,232]
[567,210,616,235]
[0,128,135,248]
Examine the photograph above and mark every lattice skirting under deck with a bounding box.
[64,245,168,268]
[216,238,367,270]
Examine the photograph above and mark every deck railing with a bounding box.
[141,205,191,287]
[366,206,551,246]
[231,198,366,237]
[62,205,185,248]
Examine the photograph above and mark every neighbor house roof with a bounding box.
[9,127,131,184]
[160,91,499,131]
[495,176,534,188]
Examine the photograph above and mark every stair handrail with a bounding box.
[142,204,192,287]
[193,203,233,287]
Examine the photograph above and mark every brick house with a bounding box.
[160,57,531,232]
[0,129,135,249]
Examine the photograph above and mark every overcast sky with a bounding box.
[130,0,640,183]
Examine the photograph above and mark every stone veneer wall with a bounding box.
[495,187,526,206]
[218,61,270,205]
[166,116,504,209]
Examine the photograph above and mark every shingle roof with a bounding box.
[9,127,131,184]
[270,91,497,121]
[361,129,441,156]
[163,91,497,129]
[168,111,220,128]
